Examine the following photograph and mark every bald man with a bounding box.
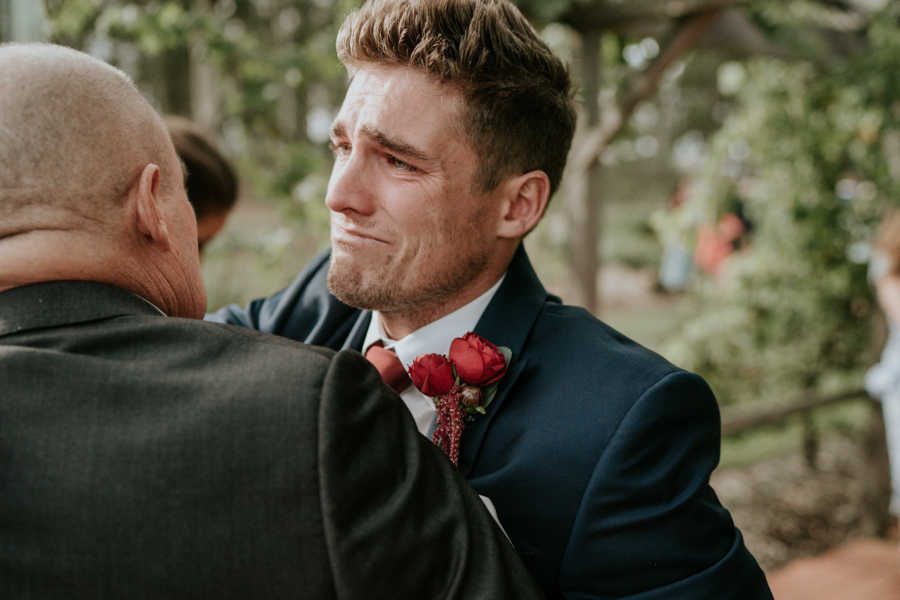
[0,44,541,599]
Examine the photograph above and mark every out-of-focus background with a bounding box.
[4,0,899,582]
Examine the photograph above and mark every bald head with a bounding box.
[0,44,205,318]
[0,43,179,232]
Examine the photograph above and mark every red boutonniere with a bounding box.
[408,332,512,466]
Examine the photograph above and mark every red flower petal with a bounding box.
[408,353,455,396]
[449,332,507,386]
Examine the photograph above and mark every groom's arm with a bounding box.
[206,249,357,347]
[559,371,773,600]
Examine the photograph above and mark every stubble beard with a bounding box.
[327,238,491,321]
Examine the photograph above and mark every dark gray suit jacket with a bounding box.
[0,281,540,599]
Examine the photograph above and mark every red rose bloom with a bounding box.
[449,332,507,386]
[408,353,455,397]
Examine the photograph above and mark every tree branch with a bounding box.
[572,6,726,172]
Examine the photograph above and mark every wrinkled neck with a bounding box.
[0,229,110,290]
[0,228,202,318]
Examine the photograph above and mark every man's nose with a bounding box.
[325,152,376,216]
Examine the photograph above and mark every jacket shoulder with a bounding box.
[529,301,683,396]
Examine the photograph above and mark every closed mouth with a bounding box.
[332,223,388,244]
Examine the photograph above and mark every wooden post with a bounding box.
[163,46,193,116]
[190,0,218,128]
[566,8,724,313]
[571,29,602,313]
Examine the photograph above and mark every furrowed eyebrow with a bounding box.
[361,125,431,163]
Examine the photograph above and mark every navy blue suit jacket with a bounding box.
[209,246,773,599]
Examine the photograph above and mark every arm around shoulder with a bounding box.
[559,370,772,599]
[317,349,543,599]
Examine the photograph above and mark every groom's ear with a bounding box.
[495,170,550,240]
[129,163,172,251]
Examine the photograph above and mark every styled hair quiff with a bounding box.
[336,0,576,196]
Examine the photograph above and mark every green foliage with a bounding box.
[43,0,104,46]
[513,0,575,24]
[660,6,900,406]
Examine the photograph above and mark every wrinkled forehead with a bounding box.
[336,64,470,151]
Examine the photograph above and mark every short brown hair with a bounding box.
[336,0,576,196]
[165,116,237,220]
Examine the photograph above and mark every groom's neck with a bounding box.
[378,276,503,340]
[372,241,518,339]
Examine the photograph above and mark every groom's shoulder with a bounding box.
[510,298,718,466]
[519,296,721,432]
[530,299,681,389]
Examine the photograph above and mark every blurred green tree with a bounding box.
[659,3,900,407]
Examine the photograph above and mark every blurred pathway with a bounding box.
[767,538,900,599]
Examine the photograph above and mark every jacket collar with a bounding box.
[474,244,555,358]
[458,244,555,475]
[0,281,164,337]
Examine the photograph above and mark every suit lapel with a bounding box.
[458,245,556,476]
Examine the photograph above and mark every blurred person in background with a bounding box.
[165,115,237,253]
[865,210,900,523]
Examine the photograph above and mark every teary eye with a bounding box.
[386,154,417,172]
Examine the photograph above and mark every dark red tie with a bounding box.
[364,341,411,393]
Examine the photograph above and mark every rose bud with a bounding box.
[408,353,455,397]
[449,332,507,386]
[459,385,483,408]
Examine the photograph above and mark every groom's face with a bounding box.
[325,64,504,315]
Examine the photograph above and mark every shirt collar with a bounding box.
[363,275,505,369]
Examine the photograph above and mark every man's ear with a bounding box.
[496,170,550,240]
[131,163,171,251]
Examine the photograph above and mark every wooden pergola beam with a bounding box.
[571,5,726,173]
